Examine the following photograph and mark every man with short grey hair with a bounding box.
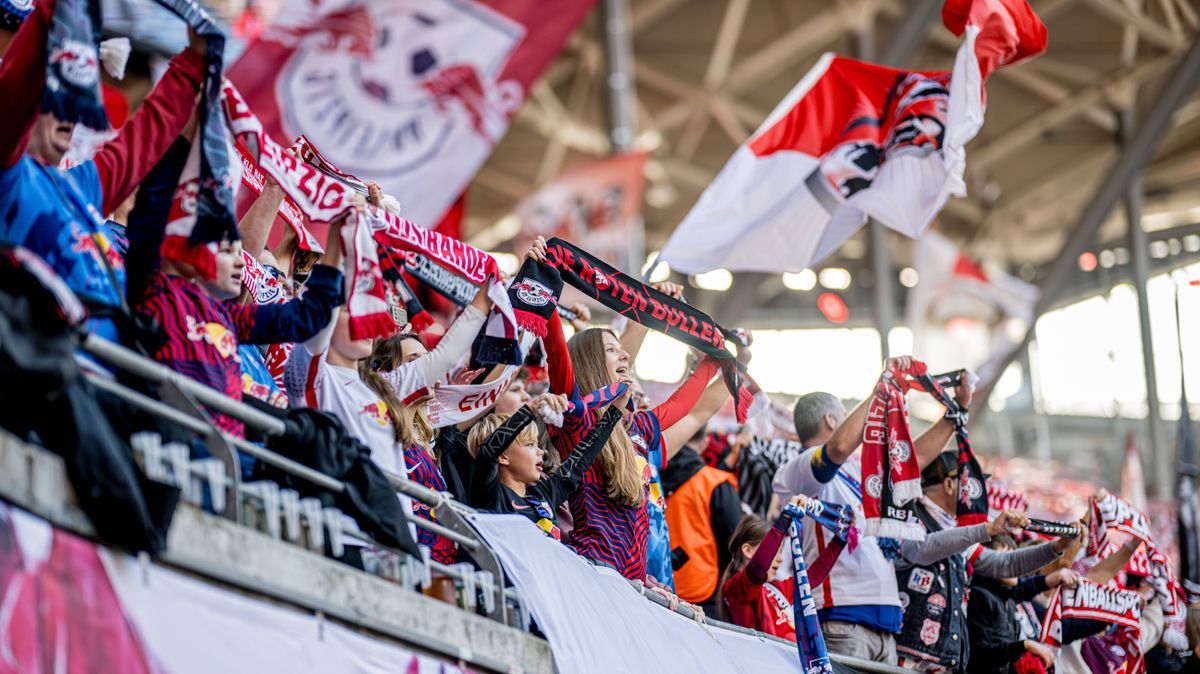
[772,356,975,665]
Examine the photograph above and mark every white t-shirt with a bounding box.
[772,448,902,611]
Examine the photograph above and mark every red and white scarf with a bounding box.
[1089,493,1188,648]
[862,367,925,540]
[220,80,518,350]
[1041,579,1144,674]
[426,332,538,428]
[231,142,322,254]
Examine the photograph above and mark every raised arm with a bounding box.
[94,36,206,215]
[0,0,53,168]
[380,301,487,404]
[544,309,576,397]
[545,404,624,506]
[237,181,285,261]
[973,542,1061,579]
[1084,537,1141,585]
[661,364,728,461]
[125,135,193,304]
[619,281,683,362]
[745,509,794,585]
[914,371,975,469]
[651,356,720,431]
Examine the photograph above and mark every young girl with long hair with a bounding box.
[526,238,727,582]
[285,263,493,564]
[718,496,808,641]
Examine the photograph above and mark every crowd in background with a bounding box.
[1,3,1199,673]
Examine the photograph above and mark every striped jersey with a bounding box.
[405,444,457,564]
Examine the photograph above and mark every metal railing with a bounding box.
[79,334,904,674]
[81,334,515,625]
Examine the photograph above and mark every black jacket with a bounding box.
[262,408,419,557]
[967,574,1048,674]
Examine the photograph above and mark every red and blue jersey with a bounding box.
[404,443,457,564]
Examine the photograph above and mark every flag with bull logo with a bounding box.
[658,0,1047,274]
[228,0,597,228]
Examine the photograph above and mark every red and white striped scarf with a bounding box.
[862,367,925,540]
[220,81,517,349]
[1041,579,1143,674]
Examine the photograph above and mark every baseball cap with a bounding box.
[920,451,958,488]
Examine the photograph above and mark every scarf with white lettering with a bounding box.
[42,0,106,130]
[541,237,757,423]
[910,369,988,527]
[507,257,564,338]
[862,366,925,540]
[231,143,322,254]
[538,382,628,428]
[788,516,834,674]
[1089,493,1188,647]
[426,332,538,429]
[156,0,237,279]
[1041,579,1143,674]
[338,206,395,339]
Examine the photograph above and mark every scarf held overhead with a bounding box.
[1041,580,1144,674]
[789,517,835,674]
[43,0,106,130]
[910,368,988,526]
[155,0,237,279]
[542,238,757,423]
[862,367,925,540]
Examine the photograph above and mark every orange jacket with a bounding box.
[665,466,737,603]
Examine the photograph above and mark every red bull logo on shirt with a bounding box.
[360,400,391,426]
[185,316,240,360]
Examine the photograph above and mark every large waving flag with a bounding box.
[228,0,596,227]
[658,0,1047,274]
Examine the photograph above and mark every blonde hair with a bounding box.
[467,413,539,458]
[566,328,643,507]
[361,334,434,449]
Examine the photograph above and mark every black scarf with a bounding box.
[543,237,755,422]
[43,0,107,130]
[507,256,563,338]
[912,370,988,526]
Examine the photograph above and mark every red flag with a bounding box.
[659,0,1047,274]
[513,152,649,272]
[228,0,597,228]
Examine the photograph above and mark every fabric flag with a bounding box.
[513,152,650,272]
[1178,380,1200,586]
[907,231,1038,383]
[228,0,597,227]
[788,517,834,674]
[658,0,1047,274]
[1121,431,1148,512]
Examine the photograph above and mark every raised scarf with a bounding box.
[231,142,321,254]
[340,206,395,340]
[1024,519,1079,538]
[425,332,538,429]
[43,0,106,130]
[862,367,925,540]
[788,517,834,674]
[155,0,236,279]
[403,252,478,307]
[1041,579,1143,674]
[221,81,518,349]
[508,257,564,338]
[541,238,756,422]
[538,382,628,428]
[910,368,988,526]
[1089,493,1187,645]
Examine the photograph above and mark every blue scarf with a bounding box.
[43,0,107,130]
[788,516,834,674]
[795,498,858,552]
[150,0,236,252]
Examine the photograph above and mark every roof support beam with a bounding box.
[1083,0,1186,48]
[976,34,1200,411]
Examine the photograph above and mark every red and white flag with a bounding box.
[907,230,1038,383]
[658,0,1047,274]
[228,0,596,228]
[513,152,649,272]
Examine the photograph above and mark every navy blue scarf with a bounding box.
[152,0,236,249]
[43,0,107,130]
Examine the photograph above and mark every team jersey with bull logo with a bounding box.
[133,265,342,440]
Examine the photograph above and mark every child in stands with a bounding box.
[467,393,623,541]
[717,495,815,641]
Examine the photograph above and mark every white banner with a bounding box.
[468,513,804,674]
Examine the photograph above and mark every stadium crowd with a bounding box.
[0,3,1198,674]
